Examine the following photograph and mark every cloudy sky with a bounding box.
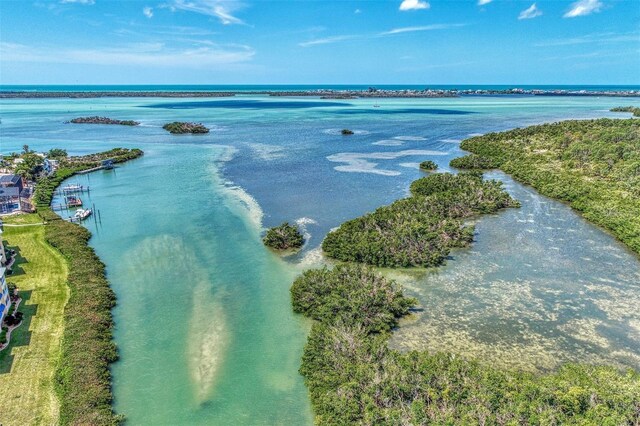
[1,0,638,84]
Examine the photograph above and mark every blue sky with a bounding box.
[1,0,638,85]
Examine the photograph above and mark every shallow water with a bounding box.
[1,94,639,423]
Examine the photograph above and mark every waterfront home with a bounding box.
[0,174,25,192]
[0,267,10,325]
[0,174,35,213]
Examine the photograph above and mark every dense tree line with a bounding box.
[322,172,519,267]
[460,119,640,255]
[449,153,499,170]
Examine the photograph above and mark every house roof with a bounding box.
[0,187,20,197]
[0,175,21,186]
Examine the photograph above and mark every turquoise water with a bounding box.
[1,95,639,423]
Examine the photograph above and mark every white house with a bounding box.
[0,267,10,325]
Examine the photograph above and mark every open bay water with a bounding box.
[1,94,639,423]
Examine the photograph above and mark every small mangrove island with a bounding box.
[263,222,305,250]
[341,129,354,135]
[162,122,210,134]
[419,160,438,171]
[322,172,519,267]
[69,116,139,126]
[611,106,640,117]
[460,118,640,255]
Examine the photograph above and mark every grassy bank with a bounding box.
[0,215,68,425]
[457,119,640,255]
[34,148,143,425]
[293,265,640,425]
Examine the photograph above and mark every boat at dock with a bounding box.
[65,196,82,207]
[71,208,92,222]
[62,184,86,193]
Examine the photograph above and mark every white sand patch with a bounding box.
[327,149,447,176]
[439,138,461,143]
[207,147,264,232]
[295,217,317,245]
[188,282,229,404]
[296,247,326,269]
[393,136,426,141]
[399,162,421,169]
[372,140,404,146]
[248,143,286,161]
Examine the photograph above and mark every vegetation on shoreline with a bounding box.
[611,106,640,117]
[263,222,304,250]
[460,118,640,254]
[162,122,209,134]
[449,153,499,170]
[418,160,437,171]
[322,172,519,267]
[34,148,143,208]
[69,116,139,126]
[292,266,640,425]
[32,148,143,425]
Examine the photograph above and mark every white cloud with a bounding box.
[534,31,638,47]
[299,35,359,47]
[563,0,603,17]
[299,23,465,47]
[399,0,430,11]
[518,3,542,20]
[143,6,154,18]
[60,0,95,4]
[169,0,246,25]
[381,24,465,35]
[0,41,254,67]
[477,0,492,5]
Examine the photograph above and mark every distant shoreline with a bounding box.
[2,88,640,99]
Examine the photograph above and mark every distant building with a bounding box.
[0,267,10,325]
[43,158,59,175]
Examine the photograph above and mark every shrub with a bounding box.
[419,160,437,171]
[263,222,304,250]
[341,129,354,135]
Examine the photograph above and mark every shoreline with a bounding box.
[34,149,144,424]
[2,88,640,99]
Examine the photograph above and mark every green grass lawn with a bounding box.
[0,214,68,425]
